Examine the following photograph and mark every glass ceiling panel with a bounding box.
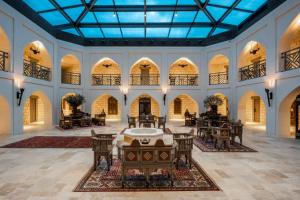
[122,28,145,38]
[169,27,189,38]
[194,11,211,23]
[102,28,122,38]
[208,0,236,7]
[95,0,114,6]
[146,28,170,38]
[80,28,103,38]
[23,0,55,12]
[177,0,196,5]
[188,27,212,38]
[236,0,267,11]
[64,7,84,22]
[115,0,144,6]
[212,28,229,36]
[95,12,118,23]
[147,0,176,5]
[55,0,82,8]
[173,11,197,23]
[40,11,68,25]
[81,12,97,23]
[147,12,173,23]
[206,6,227,21]
[118,12,144,23]
[62,28,80,36]
[222,10,251,25]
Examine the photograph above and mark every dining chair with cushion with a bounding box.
[174,135,193,169]
[212,123,231,151]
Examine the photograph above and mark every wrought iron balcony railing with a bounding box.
[280,46,300,72]
[61,72,81,85]
[23,59,51,81]
[130,74,160,86]
[0,50,8,72]
[92,74,121,86]
[169,74,198,86]
[239,59,266,81]
[209,72,228,85]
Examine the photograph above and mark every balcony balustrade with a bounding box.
[23,59,51,81]
[0,50,8,72]
[209,72,228,85]
[130,74,160,86]
[239,59,266,81]
[92,74,121,86]
[280,46,300,72]
[169,74,198,86]
[61,72,81,85]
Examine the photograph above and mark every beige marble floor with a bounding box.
[0,122,299,200]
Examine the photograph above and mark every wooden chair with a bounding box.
[212,123,231,151]
[59,111,73,129]
[174,135,193,169]
[91,130,114,171]
[230,120,243,144]
[157,115,166,130]
[196,119,208,138]
[94,114,106,126]
[127,115,136,128]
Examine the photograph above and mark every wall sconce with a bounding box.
[120,87,128,106]
[265,78,275,107]
[162,87,168,106]
[15,78,25,106]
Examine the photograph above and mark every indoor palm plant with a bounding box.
[65,94,85,115]
[204,95,223,114]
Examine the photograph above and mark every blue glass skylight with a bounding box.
[95,12,118,23]
[222,10,251,25]
[169,28,189,38]
[147,12,173,23]
[209,0,236,7]
[118,12,144,23]
[81,12,97,23]
[95,0,113,6]
[40,11,68,25]
[23,0,54,12]
[177,0,196,5]
[62,28,80,36]
[147,0,176,5]
[122,28,145,38]
[194,11,211,23]
[115,0,144,6]
[206,6,227,21]
[55,0,82,7]
[80,28,103,38]
[173,11,197,23]
[212,28,229,36]
[146,28,170,38]
[188,27,212,38]
[236,0,267,11]
[64,7,84,21]
[102,28,122,38]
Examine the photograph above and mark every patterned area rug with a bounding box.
[193,137,257,152]
[73,159,220,192]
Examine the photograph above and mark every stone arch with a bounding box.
[0,26,10,71]
[238,40,266,68]
[169,57,199,74]
[91,94,121,121]
[0,96,11,134]
[168,94,199,120]
[61,54,81,85]
[130,93,160,117]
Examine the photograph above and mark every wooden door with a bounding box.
[253,96,260,122]
[139,98,151,115]
[140,68,150,85]
[30,96,38,123]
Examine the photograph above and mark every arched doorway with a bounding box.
[0,26,10,72]
[238,41,266,81]
[130,94,160,117]
[214,93,229,116]
[91,94,121,121]
[23,91,52,132]
[169,58,198,86]
[168,94,198,121]
[0,96,11,134]
[279,13,300,72]
[130,58,160,86]
[91,58,121,86]
[238,91,266,131]
[208,54,229,85]
[61,54,81,85]
[23,41,52,81]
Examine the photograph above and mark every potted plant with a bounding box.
[65,94,85,115]
[204,95,223,114]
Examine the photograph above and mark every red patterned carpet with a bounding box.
[1,136,92,148]
[74,159,220,192]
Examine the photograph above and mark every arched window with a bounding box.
[174,98,182,114]
[108,97,118,115]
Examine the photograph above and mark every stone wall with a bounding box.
[169,94,198,120]
[92,94,121,120]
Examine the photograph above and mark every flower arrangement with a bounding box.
[65,94,85,114]
[204,95,223,113]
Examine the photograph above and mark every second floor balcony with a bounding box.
[169,74,198,86]
[280,46,300,72]
[92,74,121,86]
[23,59,51,81]
[130,74,160,86]
[209,72,228,85]
[61,72,81,85]
[239,59,266,81]
[0,50,8,72]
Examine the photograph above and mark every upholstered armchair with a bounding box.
[212,123,231,151]
[59,111,73,129]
